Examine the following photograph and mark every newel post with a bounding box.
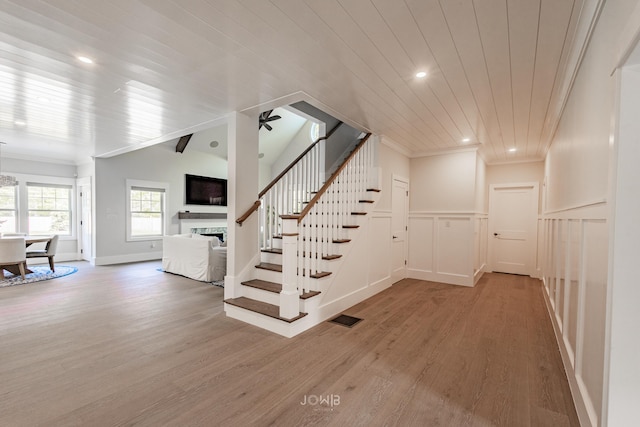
[280,216,299,319]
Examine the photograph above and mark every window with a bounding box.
[27,183,72,235]
[126,179,169,241]
[0,185,17,233]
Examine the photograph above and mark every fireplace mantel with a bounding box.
[178,212,227,220]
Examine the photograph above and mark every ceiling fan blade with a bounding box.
[264,115,281,122]
[264,123,273,131]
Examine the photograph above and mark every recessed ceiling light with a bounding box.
[77,56,93,64]
[258,153,265,159]
[14,120,26,126]
[209,140,219,148]
[508,147,517,152]
[462,137,471,143]
[415,71,427,78]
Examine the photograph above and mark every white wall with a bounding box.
[269,121,314,181]
[408,150,485,286]
[410,150,477,212]
[94,143,228,264]
[474,155,487,213]
[377,138,410,211]
[541,1,640,426]
[4,157,77,178]
[607,65,640,427]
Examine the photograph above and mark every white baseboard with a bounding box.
[94,251,162,266]
[26,252,82,266]
[407,269,475,287]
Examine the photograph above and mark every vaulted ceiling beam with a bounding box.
[175,134,193,153]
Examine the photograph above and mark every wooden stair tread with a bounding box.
[242,279,281,293]
[301,238,351,243]
[255,262,282,272]
[359,199,375,203]
[367,188,381,192]
[241,279,322,300]
[261,248,282,254]
[309,271,331,279]
[224,297,306,323]
[300,252,342,260]
[342,225,359,229]
[300,290,321,300]
[351,212,367,215]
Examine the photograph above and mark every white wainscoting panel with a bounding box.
[437,217,472,278]
[577,219,608,426]
[541,203,608,427]
[407,216,434,273]
[408,213,485,287]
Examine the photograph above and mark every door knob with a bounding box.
[393,235,398,239]
[493,233,500,236]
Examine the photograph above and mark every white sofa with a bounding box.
[162,234,227,282]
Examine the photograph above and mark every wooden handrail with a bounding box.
[297,133,372,223]
[236,200,261,226]
[258,121,343,198]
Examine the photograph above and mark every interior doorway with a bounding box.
[488,183,539,276]
[77,177,92,263]
[391,176,409,283]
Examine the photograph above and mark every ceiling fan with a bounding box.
[258,109,281,131]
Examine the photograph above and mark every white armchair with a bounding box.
[0,237,27,280]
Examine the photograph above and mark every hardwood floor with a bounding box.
[0,261,579,426]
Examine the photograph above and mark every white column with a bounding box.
[605,67,640,427]
[225,111,259,299]
[280,217,299,319]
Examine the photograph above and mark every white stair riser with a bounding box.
[261,251,283,265]
[242,286,280,305]
[255,268,282,284]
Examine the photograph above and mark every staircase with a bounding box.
[226,127,380,337]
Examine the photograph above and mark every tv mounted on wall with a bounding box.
[185,174,227,206]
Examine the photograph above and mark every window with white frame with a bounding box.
[0,185,17,233]
[27,183,72,235]
[126,180,168,240]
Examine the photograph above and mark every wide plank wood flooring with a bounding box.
[0,261,579,426]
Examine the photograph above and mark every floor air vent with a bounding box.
[329,314,363,328]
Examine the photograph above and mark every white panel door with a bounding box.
[79,182,92,262]
[391,178,409,283]
[488,183,538,275]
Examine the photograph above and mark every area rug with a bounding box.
[0,265,78,288]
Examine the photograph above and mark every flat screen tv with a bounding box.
[185,174,227,206]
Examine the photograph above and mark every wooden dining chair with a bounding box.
[0,237,27,280]
[26,235,59,272]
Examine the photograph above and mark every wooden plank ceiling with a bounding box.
[0,0,591,165]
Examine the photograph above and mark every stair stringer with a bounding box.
[297,192,397,328]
